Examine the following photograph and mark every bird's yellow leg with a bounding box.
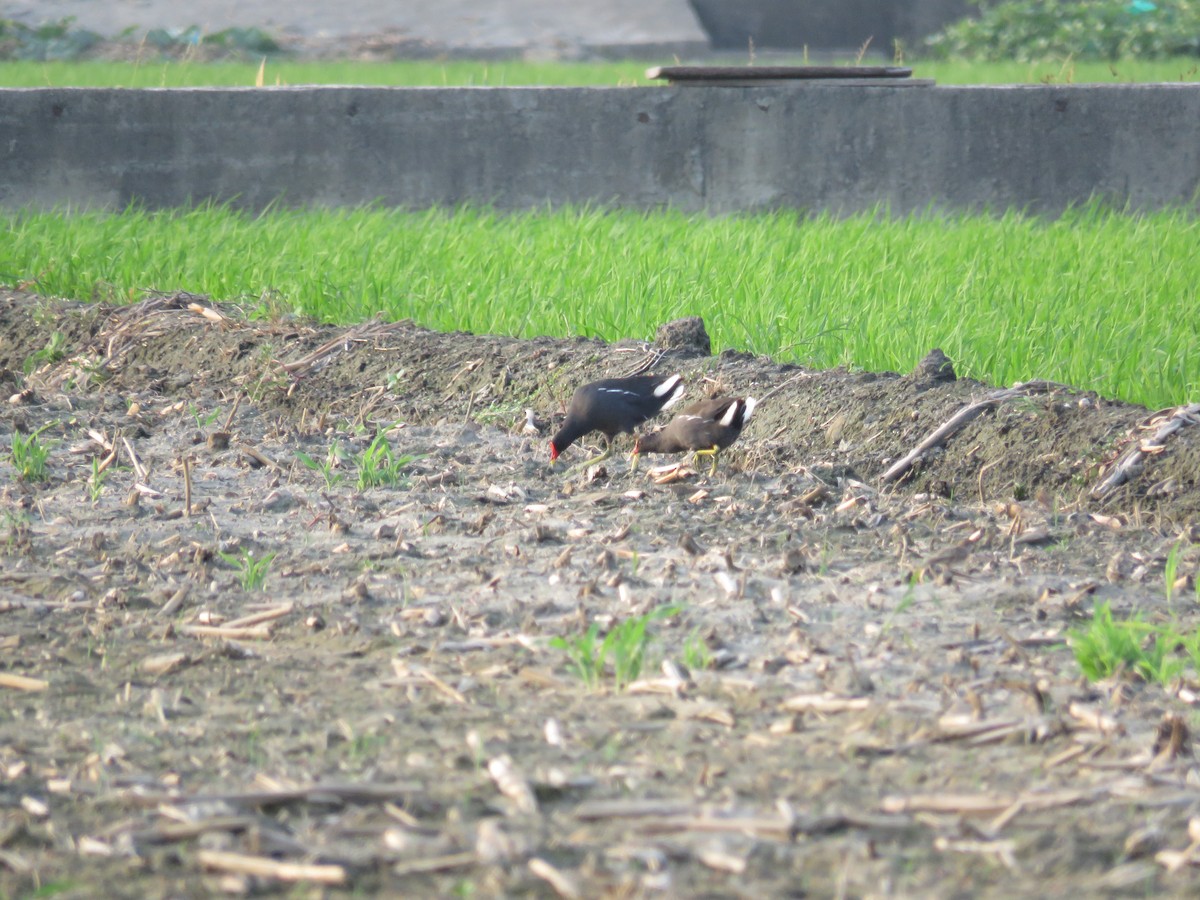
[628,449,640,472]
[692,446,720,476]
[565,438,614,475]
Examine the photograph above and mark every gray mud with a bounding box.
[2,290,1200,897]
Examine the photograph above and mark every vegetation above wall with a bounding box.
[926,0,1200,61]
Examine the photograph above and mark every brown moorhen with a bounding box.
[550,373,685,470]
[631,396,757,475]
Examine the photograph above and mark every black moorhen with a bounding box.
[550,373,685,469]
[631,396,757,475]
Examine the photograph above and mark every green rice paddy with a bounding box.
[2,204,1196,409]
[0,57,1197,88]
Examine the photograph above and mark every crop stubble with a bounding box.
[2,290,1200,897]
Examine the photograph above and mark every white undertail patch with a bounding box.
[654,374,685,410]
[741,397,758,424]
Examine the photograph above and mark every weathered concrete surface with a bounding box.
[1,84,1198,215]
[0,0,710,58]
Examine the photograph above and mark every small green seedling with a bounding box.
[10,426,52,482]
[22,331,66,374]
[87,456,108,503]
[297,439,346,489]
[354,431,418,490]
[1164,542,1182,608]
[218,547,277,592]
[681,628,713,672]
[551,605,680,691]
[1070,602,1183,686]
[385,370,407,393]
[189,403,223,429]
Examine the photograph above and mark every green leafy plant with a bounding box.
[297,439,346,489]
[385,370,407,394]
[354,431,418,490]
[1070,602,1184,685]
[10,426,52,482]
[551,605,680,691]
[0,17,100,61]
[926,0,1200,62]
[189,403,223,429]
[681,628,714,672]
[218,547,277,592]
[1164,541,1183,607]
[86,455,107,503]
[22,331,67,374]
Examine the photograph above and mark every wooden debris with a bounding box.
[222,604,293,630]
[697,846,748,874]
[0,672,49,692]
[574,799,696,821]
[122,436,148,482]
[393,852,477,876]
[1068,702,1124,736]
[880,381,1062,484]
[182,455,193,517]
[187,302,225,323]
[528,857,582,899]
[140,652,190,676]
[196,849,346,885]
[1093,402,1200,498]
[279,319,405,375]
[934,836,1018,871]
[1155,819,1200,872]
[180,623,274,641]
[114,780,422,809]
[240,445,281,471]
[487,755,538,814]
[781,694,871,714]
[882,788,1091,817]
[157,583,191,618]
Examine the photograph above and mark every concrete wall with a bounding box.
[1,84,1198,216]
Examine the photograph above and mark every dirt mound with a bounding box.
[3,289,1200,897]
[2,291,1195,522]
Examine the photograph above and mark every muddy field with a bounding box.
[2,288,1200,898]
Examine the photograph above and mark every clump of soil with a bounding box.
[2,289,1200,898]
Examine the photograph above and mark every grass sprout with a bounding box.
[551,605,680,691]
[86,456,107,503]
[1164,542,1182,608]
[681,628,714,672]
[354,432,418,490]
[10,426,53,482]
[23,331,67,375]
[297,439,346,489]
[218,547,277,592]
[189,403,223,429]
[1070,602,1185,686]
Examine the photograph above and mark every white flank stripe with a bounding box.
[717,401,739,427]
[599,388,638,397]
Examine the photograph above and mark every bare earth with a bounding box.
[2,289,1200,898]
